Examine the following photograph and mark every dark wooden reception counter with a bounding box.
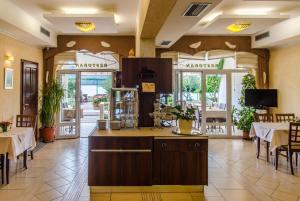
[88,128,208,193]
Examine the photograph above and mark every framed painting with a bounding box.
[4,68,14,89]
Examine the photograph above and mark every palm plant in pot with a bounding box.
[39,80,64,142]
[172,105,196,134]
[233,73,256,140]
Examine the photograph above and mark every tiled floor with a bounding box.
[0,138,299,201]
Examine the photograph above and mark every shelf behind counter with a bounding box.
[88,127,208,188]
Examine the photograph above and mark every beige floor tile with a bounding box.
[35,189,62,201]
[47,178,70,188]
[272,190,299,201]
[219,189,258,201]
[29,196,40,201]
[35,183,54,194]
[111,193,142,201]
[78,196,90,201]
[0,189,24,201]
[210,178,245,189]
[160,193,194,201]
[203,197,226,201]
[55,184,70,194]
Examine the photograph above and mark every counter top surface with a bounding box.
[91,127,208,139]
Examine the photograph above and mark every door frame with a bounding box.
[174,69,249,138]
[56,69,116,139]
[20,59,39,115]
[20,59,39,138]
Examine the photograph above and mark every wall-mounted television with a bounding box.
[245,89,278,108]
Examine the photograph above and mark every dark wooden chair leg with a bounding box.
[289,151,294,175]
[23,150,28,169]
[6,153,9,184]
[266,141,270,162]
[296,153,298,167]
[1,154,4,185]
[30,150,33,160]
[275,148,278,170]
[257,137,261,159]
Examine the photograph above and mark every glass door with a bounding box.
[80,72,112,137]
[57,72,80,139]
[201,72,231,136]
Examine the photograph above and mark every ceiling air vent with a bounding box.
[40,26,50,37]
[255,31,270,41]
[182,3,211,17]
[160,41,172,46]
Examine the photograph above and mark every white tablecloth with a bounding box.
[0,127,36,160]
[250,122,289,150]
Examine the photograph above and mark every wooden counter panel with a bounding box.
[89,136,153,150]
[88,130,208,186]
[153,139,208,185]
[154,139,208,152]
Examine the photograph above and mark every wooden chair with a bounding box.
[16,115,37,160]
[254,113,274,122]
[275,113,295,122]
[254,113,274,162]
[275,122,300,175]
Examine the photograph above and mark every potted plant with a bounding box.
[93,95,108,109]
[39,80,64,142]
[172,105,196,134]
[233,73,256,140]
[0,121,11,132]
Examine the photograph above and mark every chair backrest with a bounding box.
[276,113,295,122]
[289,122,300,150]
[254,113,274,122]
[16,115,37,128]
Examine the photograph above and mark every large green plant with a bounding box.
[233,73,256,132]
[40,80,64,128]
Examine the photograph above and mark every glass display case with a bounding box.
[110,88,139,128]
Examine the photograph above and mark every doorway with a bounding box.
[80,72,112,137]
[21,60,38,138]
[56,71,113,139]
[175,69,248,137]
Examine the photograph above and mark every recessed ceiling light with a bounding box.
[226,23,251,33]
[114,14,121,24]
[75,22,96,32]
[62,8,99,14]
[203,11,223,22]
[235,8,273,15]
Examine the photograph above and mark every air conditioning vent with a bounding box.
[160,41,172,46]
[40,26,50,37]
[255,31,270,41]
[183,3,211,17]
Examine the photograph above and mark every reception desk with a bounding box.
[88,128,208,193]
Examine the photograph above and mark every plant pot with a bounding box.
[41,127,55,143]
[179,119,193,134]
[243,131,250,140]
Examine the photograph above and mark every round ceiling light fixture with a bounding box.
[226,22,251,33]
[75,21,96,33]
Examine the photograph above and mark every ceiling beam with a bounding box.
[140,0,177,39]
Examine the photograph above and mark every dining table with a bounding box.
[250,122,289,162]
[0,127,36,184]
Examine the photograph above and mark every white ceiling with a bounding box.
[44,13,118,34]
[9,0,139,35]
[190,15,288,35]
[3,0,300,48]
[187,0,300,35]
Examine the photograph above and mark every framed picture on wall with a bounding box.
[4,68,14,89]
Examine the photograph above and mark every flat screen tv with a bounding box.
[245,89,278,108]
